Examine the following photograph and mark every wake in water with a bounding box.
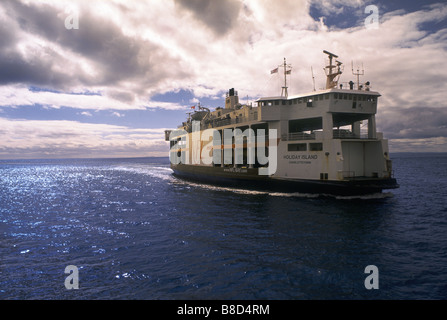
[169,175,394,200]
[111,164,175,182]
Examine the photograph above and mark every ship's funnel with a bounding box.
[225,88,239,109]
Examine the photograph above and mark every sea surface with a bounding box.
[0,153,446,300]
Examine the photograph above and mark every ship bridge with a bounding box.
[256,88,380,141]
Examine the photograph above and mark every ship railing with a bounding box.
[333,130,372,139]
[338,81,372,91]
[338,171,383,180]
[208,113,259,129]
[215,118,233,127]
[282,132,316,141]
[338,170,395,180]
[333,129,357,139]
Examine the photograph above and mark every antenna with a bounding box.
[351,61,364,90]
[281,58,292,98]
[271,58,292,98]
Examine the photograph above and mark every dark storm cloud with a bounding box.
[0,52,52,86]
[379,106,447,139]
[0,0,186,92]
[0,46,73,88]
[174,0,241,36]
[106,90,137,103]
[0,16,16,48]
[0,2,75,88]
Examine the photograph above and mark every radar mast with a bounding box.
[323,50,343,89]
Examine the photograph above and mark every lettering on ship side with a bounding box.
[223,168,248,173]
[284,154,318,160]
[284,154,318,165]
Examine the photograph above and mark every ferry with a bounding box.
[165,50,399,196]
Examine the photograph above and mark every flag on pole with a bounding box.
[271,68,278,74]
[286,70,292,75]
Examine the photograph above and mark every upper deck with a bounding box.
[257,88,380,122]
[171,87,381,139]
[171,50,382,142]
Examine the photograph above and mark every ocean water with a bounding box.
[0,153,446,300]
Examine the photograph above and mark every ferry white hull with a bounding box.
[166,51,399,196]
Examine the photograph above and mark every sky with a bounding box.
[0,0,446,159]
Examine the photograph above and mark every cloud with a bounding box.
[0,0,190,100]
[0,85,186,111]
[379,107,447,140]
[311,0,365,17]
[174,0,242,36]
[0,1,92,89]
[112,111,124,118]
[0,117,169,159]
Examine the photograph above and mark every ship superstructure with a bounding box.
[165,50,398,195]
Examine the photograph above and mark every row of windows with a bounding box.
[259,93,377,107]
[288,143,323,152]
[333,93,377,102]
